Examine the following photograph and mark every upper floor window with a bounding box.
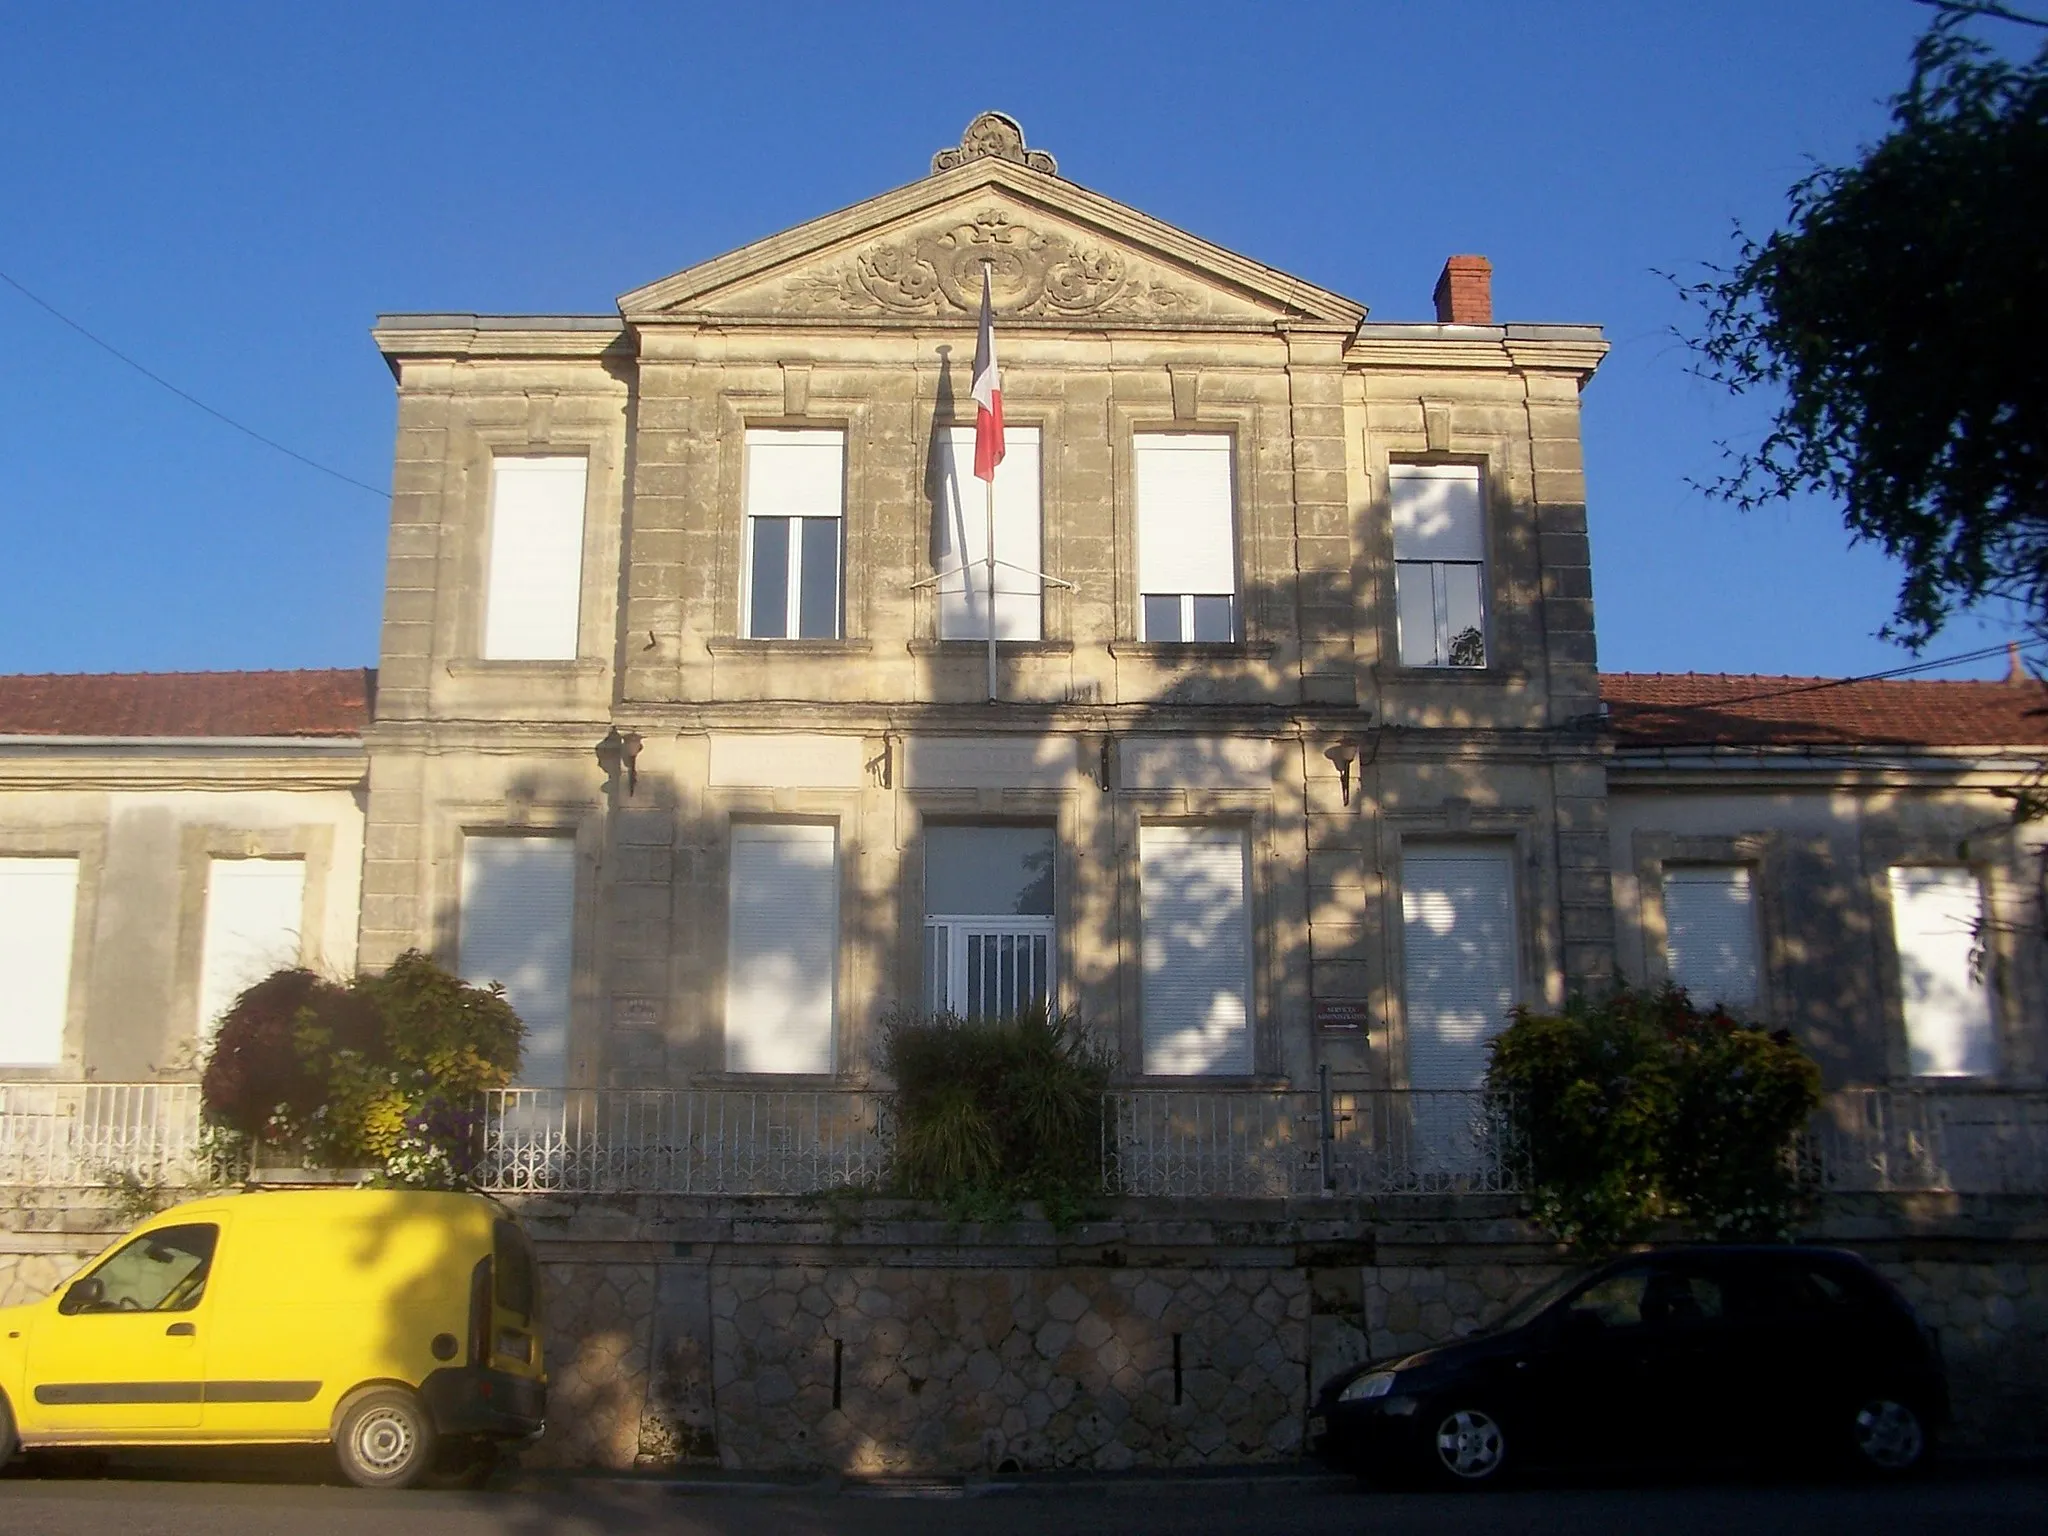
[1391,463,1487,668]
[1135,433,1237,642]
[482,456,588,660]
[934,425,1043,640]
[744,428,844,640]
[197,857,306,1042]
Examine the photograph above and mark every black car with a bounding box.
[1311,1246,1946,1488]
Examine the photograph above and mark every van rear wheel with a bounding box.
[335,1386,437,1490]
[0,1389,18,1471]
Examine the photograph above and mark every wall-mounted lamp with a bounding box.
[596,726,643,796]
[1324,740,1358,807]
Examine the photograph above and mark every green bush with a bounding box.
[1485,985,1822,1251]
[883,1003,1115,1221]
[199,949,523,1188]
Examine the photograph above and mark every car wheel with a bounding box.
[0,1390,18,1472]
[1425,1405,1509,1486]
[335,1386,438,1490]
[1848,1394,1929,1475]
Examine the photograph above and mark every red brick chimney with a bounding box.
[1433,255,1493,324]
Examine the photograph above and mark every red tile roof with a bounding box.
[0,669,373,739]
[1602,673,2048,749]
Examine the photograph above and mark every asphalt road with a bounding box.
[3,1460,2046,1536]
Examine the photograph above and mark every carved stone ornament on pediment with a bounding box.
[785,207,1215,320]
[931,111,1058,176]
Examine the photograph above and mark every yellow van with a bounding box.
[0,1188,546,1488]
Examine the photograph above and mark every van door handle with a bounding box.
[166,1322,196,1338]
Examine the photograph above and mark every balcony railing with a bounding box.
[4,1080,2045,1201]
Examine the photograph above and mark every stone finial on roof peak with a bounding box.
[932,112,1058,177]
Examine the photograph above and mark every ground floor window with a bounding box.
[460,834,576,1087]
[725,822,838,1074]
[1400,844,1517,1090]
[1661,864,1760,1012]
[1138,825,1251,1075]
[0,856,79,1066]
[1888,865,1997,1078]
[196,856,306,1041]
[922,824,1055,1018]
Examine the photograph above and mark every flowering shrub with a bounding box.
[199,950,522,1189]
[1486,985,1821,1252]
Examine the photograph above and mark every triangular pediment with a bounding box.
[619,157,1364,331]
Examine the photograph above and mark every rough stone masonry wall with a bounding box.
[4,1195,2045,1469]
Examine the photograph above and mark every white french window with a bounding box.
[1662,865,1761,1011]
[725,823,838,1075]
[934,425,1044,640]
[482,455,589,661]
[460,835,578,1087]
[1139,825,1252,1075]
[743,428,845,639]
[922,825,1056,1018]
[1391,463,1488,668]
[1888,866,1998,1078]
[1135,433,1237,642]
[0,857,80,1066]
[196,857,307,1039]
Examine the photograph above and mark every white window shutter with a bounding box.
[1136,434,1236,595]
[1391,464,1485,561]
[1888,866,1998,1077]
[0,858,79,1065]
[936,426,1042,640]
[725,824,838,1075]
[483,456,588,661]
[1139,826,1251,1075]
[460,836,578,1087]
[1662,866,1760,1010]
[745,428,845,518]
[1401,848,1517,1090]
[197,858,307,1039]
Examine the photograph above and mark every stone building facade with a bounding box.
[356,112,1618,1096]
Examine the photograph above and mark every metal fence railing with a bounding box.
[0,1081,221,1189]
[1102,1086,1520,1198]
[1804,1087,2048,1197]
[478,1088,891,1196]
[5,1080,2045,1201]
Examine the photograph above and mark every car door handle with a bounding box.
[165,1322,196,1338]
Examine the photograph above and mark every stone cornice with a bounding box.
[372,317,630,372]
[1347,324,1608,383]
[0,739,367,792]
[1609,743,2048,792]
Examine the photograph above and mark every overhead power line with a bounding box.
[0,265,389,500]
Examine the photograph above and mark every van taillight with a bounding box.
[468,1256,493,1367]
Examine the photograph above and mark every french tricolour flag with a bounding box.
[971,265,1005,482]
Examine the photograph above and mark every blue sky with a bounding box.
[0,1,2021,679]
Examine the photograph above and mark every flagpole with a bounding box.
[982,260,998,704]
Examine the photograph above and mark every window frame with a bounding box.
[1389,461,1491,671]
[741,427,846,641]
[1134,431,1240,644]
[479,453,592,663]
[1659,862,1763,1014]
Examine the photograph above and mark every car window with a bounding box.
[1737,1262,1859,1321]
[1568,1267,1724,1331]
[1641,1270,1724,1328]
[1569,1268,1651,1328]
[60,1223,219,1314]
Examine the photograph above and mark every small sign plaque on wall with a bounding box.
[1315,999,1370,1033]
[612,996,663,1030]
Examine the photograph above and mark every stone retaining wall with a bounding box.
[3,1193,2044,1469]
